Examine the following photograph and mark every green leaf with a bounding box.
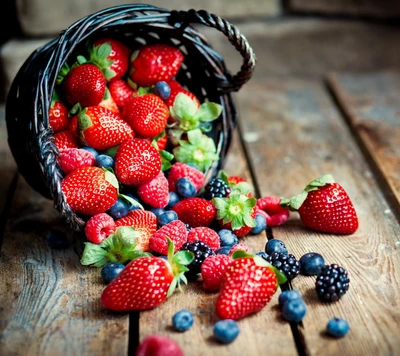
[104,68,116,81]
[77,55,87,64]
[167,237,174,263]
[78,109,92,130]
[167,277,178,297]
[119,194,144,210]
[115,226,139,247]
[102,146,119,158]
[80,243,109,267]
[219,171,229,184]
[173,251,195,265]
[212,197,228,211]
[187,129,203,145]
[104,170,119,190]
[232,250,254,259]
[243,214,256,228]
[253,255,288,285]
[172,93,199,120]
[96,43,112,60]
[306,174,335,189]
[194,102,223,123]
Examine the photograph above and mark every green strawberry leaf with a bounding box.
[193,102,223,123]
[219,171,229,184]
[138,87,153,96]
[102,145,119,159]
[114,226,139,247]
[119,193,144,210]
[56,62,70,84]
[78,109,92,130]
[77,55,87,65]
[159,150,174,171]
[173,251,194,266]
[232,250,254,259]
[173,93,199,120]
[104,170,119,190]
[70,103,83,116]
[96,43,112,61]
[80,243,109,267]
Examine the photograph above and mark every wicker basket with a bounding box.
[5,4,256,232]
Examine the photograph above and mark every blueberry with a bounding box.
[326,318,350,338]
[213,319,240,344]
[176,177,196,198]
[154,81,171,100]
[158,210,178,226]
[166,192,180,209]
[218,229,238,247]
[107,199,129,219]
[95,154,114,169]
[299,252,325,276]
[255,251,269,260]
[46,230,70,249]
[81,146,99,158]
[282,299,307,323]
[216,246,232,255]
[265,239,288,255]
[250,213,267,234]
[172,309,194,332]
[150,208,166,218]
[278,290,302,306]
[101,262,125,284]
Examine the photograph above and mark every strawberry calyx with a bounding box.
[231,250,287,285]
[151,132,174,171]
[280,174,335,211]
[102,168,120,190]
[80,226,151,267]
[119,193,144,210]
[165,237,194,297]
[173,129,219,172]
[87,42,116,81]
[213,190,257,230]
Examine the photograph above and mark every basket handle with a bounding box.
[171,9,256,92]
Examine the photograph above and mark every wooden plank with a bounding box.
[238,78,400,355]
[327,71,400,214]
[0,178,129,355]
[139,130,298,355]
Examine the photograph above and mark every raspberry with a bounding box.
[316,264,350,302]
[84,213,115,244]
[201,254,233,291]
[58,148,96,175]
[149,220,187,255]
[136,335,184,356]
[187,227,220,251]
[168,162,205,192]
[202,178,231,200]
[256,196,290,227]
[181,240,215,279]
[137,171,169,208]
[229,243,249,255]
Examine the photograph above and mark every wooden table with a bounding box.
[1,71,399,356]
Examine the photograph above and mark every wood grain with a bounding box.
[238,78,400,356]
[0,177,129,356]
[138,130,298,355]
[328,72,400,216]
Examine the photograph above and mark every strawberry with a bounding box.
[228,176,247,185]
[101,238,194,311]
[99,88,120,115]
[229,243,249,255]
[164,80,200,109]
[84,213,115,244]
[108,79,137,110]
[54,130,79,150]
[63,63,106,108]
[91,38,130,81]
[49,91,69,132]
[130,44,184,87]
[114,209,157,252]
[145,131,168,151]
[68,115,79,138]
[216,252,281,320]
[257,196,290,227]
[122,94,169,138]
[114,138,162,186]
[137,171,169,208]
[172,197,216,228]
[280,174,358,234]
[187,227,220,251]
[78,106,134,150]
[149,220,187,255]
[58,148,95,175]
[136,335,184,356]
[201,254,233,291]
[61,166,119,215]
[167,162,205,192]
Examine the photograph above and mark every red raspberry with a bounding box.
[136,335,183,356]
[168,162,205,192]
[84,213,115,244]
[257,196,290,227]
[54,130,79,150]
[229,243,249,255]
[58,148,96,175]
[137,171,169,208]
[149,220,187,255]
[187,227,220,251]
[172,198,216,228]
[201,254,233,291]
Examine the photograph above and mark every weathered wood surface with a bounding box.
[238,78,400,356]
[328,72,400,215]
[0,177,129,355]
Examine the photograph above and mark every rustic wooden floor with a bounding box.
[0,70,399,355]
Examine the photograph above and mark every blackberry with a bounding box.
[203,178,231,200]
[181,240,215,279]
[266,252,300,281]
[316,264,350,302]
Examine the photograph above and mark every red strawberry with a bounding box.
[149,220,187,255]
[137,171,169,208]
[144,131,168,151]
[228,176,247,185]
[167,162,205,192]
[187,227,220,251]
[114,210,157,252]
[219,210,256,237]
[136,335,184,356]
[101,238,194,311]
[122,94,169,138]
[63,63,106,108]
[164,80,200,109]
[49,93,69,132]
[92,38,130,81]
[280,174,358,234]
[201,254,233,291]
[130,44,184,87]
[58,148,95,175]
[78,106,134,150]
[216,254,278,320]
[172,198,216,228]
[54,130,79,150]
[114,138,162,186]
[84,213,115,244]
[257,196,290,227]
[108,79,137,110]
[229,243,249,255]
[68,115,79,138]
[61,166,118,215]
